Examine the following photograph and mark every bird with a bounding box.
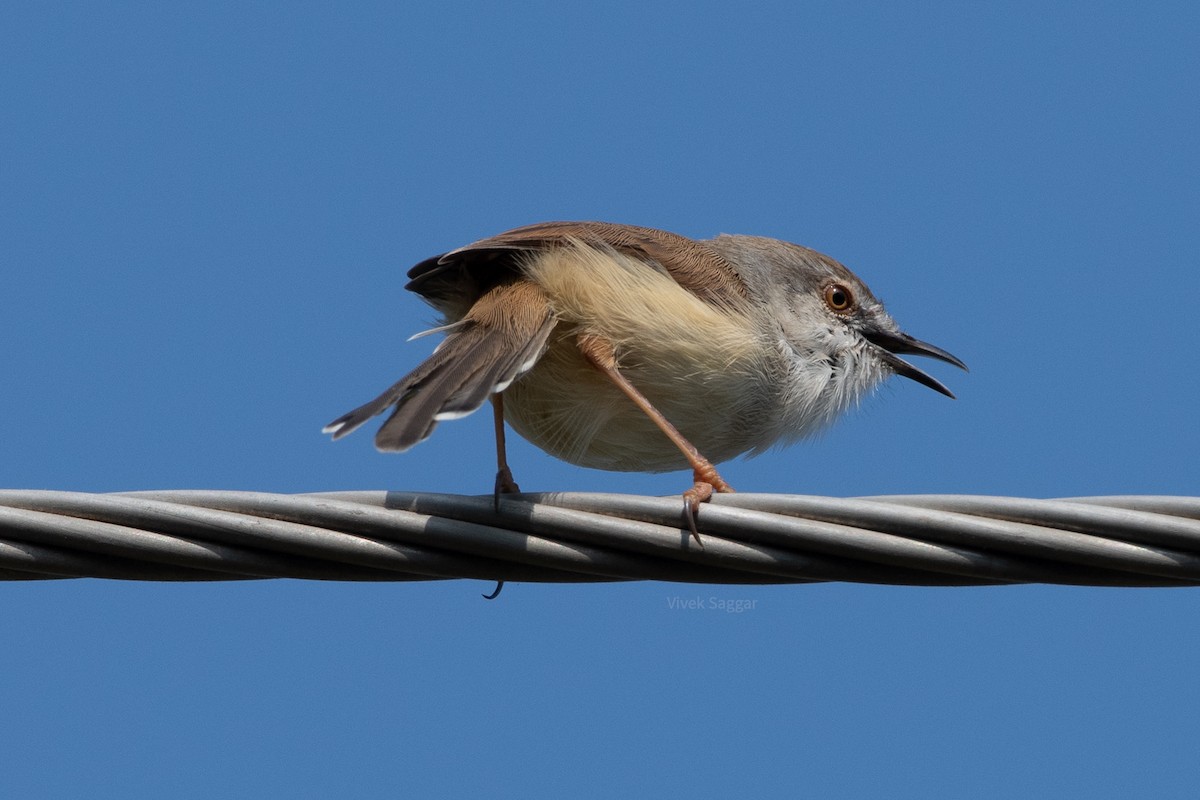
[324,221,966,541]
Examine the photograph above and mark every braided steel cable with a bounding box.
[0,489,1198,586]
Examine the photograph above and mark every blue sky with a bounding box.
[2,2,1199,796]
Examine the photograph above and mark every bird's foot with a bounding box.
[485,467,522,600]
[493,466,521,511]
[681,462,735,545]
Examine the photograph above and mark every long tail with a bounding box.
[323,280,556,451]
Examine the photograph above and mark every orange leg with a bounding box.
[491,393,521,504]
[576,333,734,544]
[485,393,520,601]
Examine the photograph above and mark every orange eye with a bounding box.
[824,283,855,313]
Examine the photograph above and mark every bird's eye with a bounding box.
[823,283,855,313]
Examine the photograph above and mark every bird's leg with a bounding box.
[491,393,521,508]
[485,393,519,601]
[576,333,734,545]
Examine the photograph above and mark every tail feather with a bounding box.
[374,330,509,450]
[321,344,459,440]
[324,280,556,452]
[437,316,555,418]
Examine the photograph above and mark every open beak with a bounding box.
[863,329,968,399]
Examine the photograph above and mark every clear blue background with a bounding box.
[2,2,1198,797]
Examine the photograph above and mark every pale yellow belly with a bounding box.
[502,328,776,472]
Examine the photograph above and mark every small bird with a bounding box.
[325,221,966,537]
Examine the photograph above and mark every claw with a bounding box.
[681,482,713,546]
[482,580,504,600]
[493,467,520,511]
[681,466,735,546]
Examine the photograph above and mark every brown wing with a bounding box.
[405,221,751,317]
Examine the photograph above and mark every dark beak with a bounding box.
[863,329,968,399]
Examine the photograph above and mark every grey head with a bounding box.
[705,234,967,397]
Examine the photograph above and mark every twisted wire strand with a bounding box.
[0,489,1198,586]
